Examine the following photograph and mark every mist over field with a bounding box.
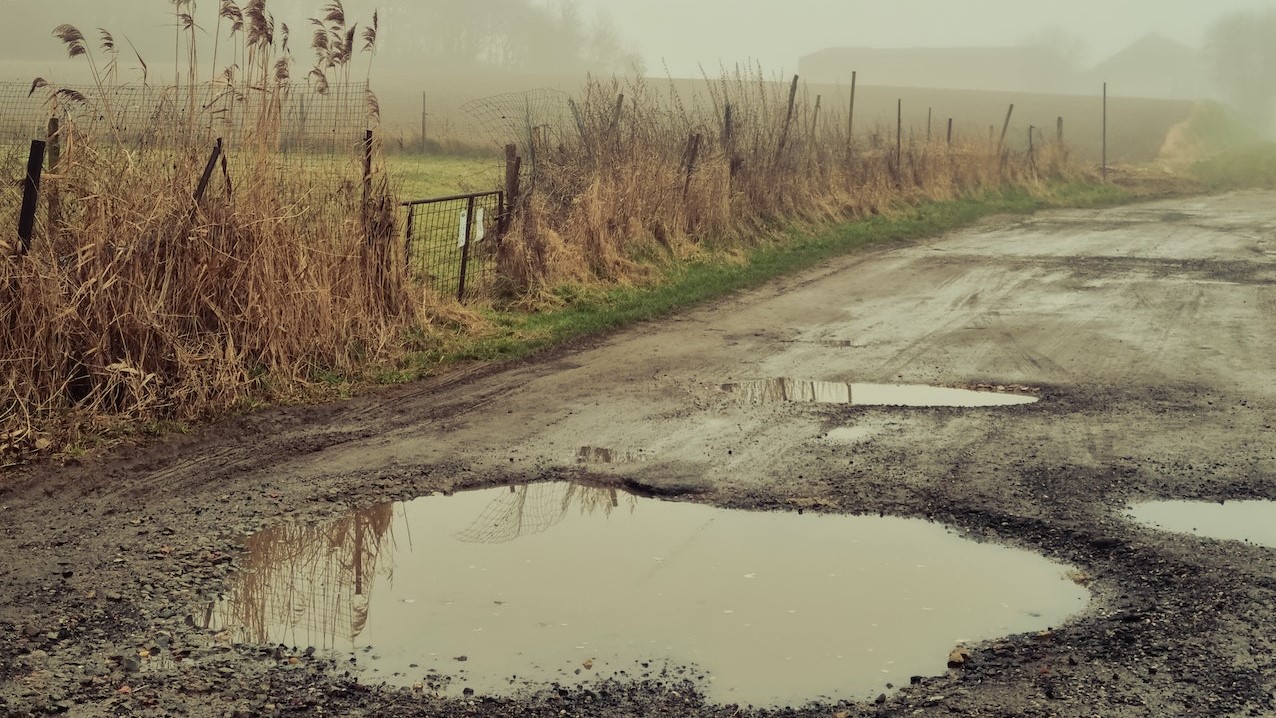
[2,0,1276,134]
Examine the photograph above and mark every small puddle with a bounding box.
[210,483,1086,706]
[1125,500,1276,548]
[721,379,1037,407]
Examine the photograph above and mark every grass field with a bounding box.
[389,154,502,200]
[371,70,1199,165]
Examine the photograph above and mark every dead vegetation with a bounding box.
[1,0,415,459]
[2,5,1090,461]
[498,71,1083,299]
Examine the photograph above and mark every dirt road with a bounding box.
[3,191,1275,717]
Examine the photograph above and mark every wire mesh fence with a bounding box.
[402,191,505,302]
[0,81,371,150]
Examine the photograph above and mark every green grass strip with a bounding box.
[385,182,1128,380]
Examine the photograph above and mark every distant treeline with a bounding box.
[383,0,642,76]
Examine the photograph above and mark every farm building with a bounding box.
[798,46,1083,94]
[1085,34,1205,100]
[800,37,1209,100]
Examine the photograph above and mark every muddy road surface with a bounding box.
[3,191,1276,717]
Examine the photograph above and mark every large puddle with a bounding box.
[722,379,1037,407]
[1125,500,1276,548]
[210,483,1087,706]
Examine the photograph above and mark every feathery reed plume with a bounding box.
[98,28,116,54]
[308,66,329,94]
[361,11,377,54]
[4,1,410,459]
[53,88,88,105]
[222,0,244,32]
[53,24,88,58]
[245,0,269,47]
[322,0,345,28]
[340,25,357,66]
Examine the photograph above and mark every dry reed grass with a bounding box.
[1,1,415,458]
[498,70,1083,300]
[2,8,1088,460]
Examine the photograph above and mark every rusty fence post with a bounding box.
[18,140,47,255]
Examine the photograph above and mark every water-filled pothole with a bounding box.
[1125,500,1276,548]
[721,379,1037,407]
[210,483,1087,706]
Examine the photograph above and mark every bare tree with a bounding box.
[1205,9,1276,134]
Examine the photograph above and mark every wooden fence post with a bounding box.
[502,143,521,236]
[18,140,46,255]
[998,104,1015,152]
[896,99,903,171]
[682,132,703,198]
[776,74,799,160]
[848,70,857,143]
[723,102,734,149]
[194,139,223,203]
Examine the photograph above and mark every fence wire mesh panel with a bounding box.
[1,81,371,152]
[403,191,503,302]
[462,89,572,169]
[1,82,377,238]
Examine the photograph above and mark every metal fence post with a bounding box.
[18,140,47,255]
[1102,83,1108,182]
[456,195,477,302]
[403,204,416,270]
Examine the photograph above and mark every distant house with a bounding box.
[798,46,1083,94]
[1087,34,1205,100]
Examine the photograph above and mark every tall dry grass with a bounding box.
[1,1,414,458]
[498,70,1081,297]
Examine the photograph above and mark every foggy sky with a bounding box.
[577,0,1276,75]
[2,0,1273,79]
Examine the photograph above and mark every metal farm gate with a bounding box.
[401,191,505,302]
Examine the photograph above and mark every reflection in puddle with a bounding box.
[576,446,646,465]
[1126,500,1276,548]
[211,483,1087,706]
[722,379,1037,407]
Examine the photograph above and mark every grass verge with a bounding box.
[385,181,1131,379]
[1188,144,1276,190]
